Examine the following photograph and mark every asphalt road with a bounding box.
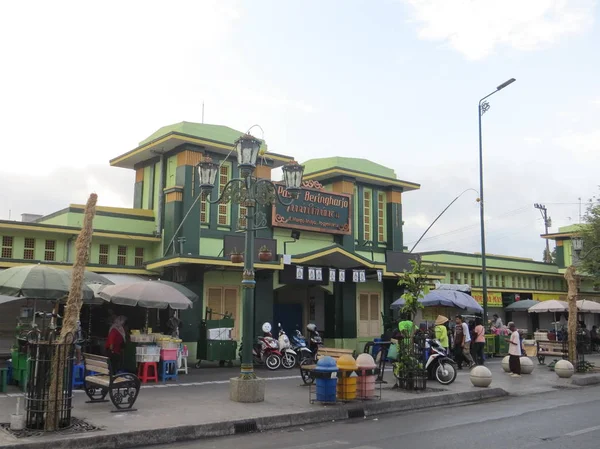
[147,385,600,449]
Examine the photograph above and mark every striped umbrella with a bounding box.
[0,264,94,300]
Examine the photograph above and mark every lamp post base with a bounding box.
[229,376,265,403]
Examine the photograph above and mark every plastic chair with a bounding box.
[137,362,159,383]
[160,360,178,382]
[73,363,85,388]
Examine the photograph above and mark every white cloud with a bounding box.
[524,136,543,145]
[401,0,596,60]
[555,129,600,161]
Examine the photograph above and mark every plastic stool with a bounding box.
[73,363,85,388]
[178,356,188,375]
[137,362,158,383]
[160,360,178,382]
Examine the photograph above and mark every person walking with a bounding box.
[434,315,449,351]
[506,322,521,377]
[456,315,475,369]
[473,317,486,365]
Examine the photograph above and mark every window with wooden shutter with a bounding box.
[117,246,127,266]
[99,244,109,265]
[24,238,35,260]
[217,164,231,226]
[206,287,240,340]
[377,192,386,243]
[363,190,371,241]
[1,236,13,259]
[358,293,380,337]
[44,240,56,261]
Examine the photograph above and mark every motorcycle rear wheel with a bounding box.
[265,353,281,370]
[282,352,296,369]
[435,361,457,385]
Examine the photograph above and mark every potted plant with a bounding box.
[258,245,272,262]
[230,249,243,264]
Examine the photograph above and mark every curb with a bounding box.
[1,388,509,449]
[571,374,600,386]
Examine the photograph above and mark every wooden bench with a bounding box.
[299,347,355,385]
[536,340,568,365]
[83,353,141,412]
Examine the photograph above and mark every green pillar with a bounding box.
[386,189,403,251]
[254,271,274,337]
[163,191,183,256]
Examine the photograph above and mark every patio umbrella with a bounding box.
[528,300,569,313]
[65,269,115,286]
[504,299,540,312]
[576,299,600,313]
[97,281,194,310]
[391,289,483,313]
[0,264,94,300]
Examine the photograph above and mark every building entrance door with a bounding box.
[273,303,303,335]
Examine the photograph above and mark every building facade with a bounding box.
[1,122,596,355]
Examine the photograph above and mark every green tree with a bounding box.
[397,258,430,319]
[580,196,600,282]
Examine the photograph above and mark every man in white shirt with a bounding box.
[507,322,521,377]
[455,315,475,369]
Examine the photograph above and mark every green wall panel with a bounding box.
[254,271,274,338]
[179,278,204,342]
[133,182,143,209]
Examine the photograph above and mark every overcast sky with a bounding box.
[1,0,598,261]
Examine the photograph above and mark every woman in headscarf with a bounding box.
[106,315,127,372]
[434,315,449,351]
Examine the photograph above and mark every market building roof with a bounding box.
[302,156,420,191]
[110,122,294,169]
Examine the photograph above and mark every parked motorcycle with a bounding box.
[425,338,457,385]
[291,329,313,365]
[306,323,323,360]
[277,323,297,369]
[238,322,282,370]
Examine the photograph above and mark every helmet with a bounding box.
[306,323,317,332]
[261,322,272,333]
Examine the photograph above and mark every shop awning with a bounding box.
[292,246,376,269]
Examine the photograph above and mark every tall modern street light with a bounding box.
[196,132,304,402]
[478,78,516,325]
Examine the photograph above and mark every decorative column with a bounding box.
[386,188,403,251]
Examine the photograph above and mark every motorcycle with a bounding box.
[277,323,297,369]
[290,329,313,365]
[306,323,323,360]
[238,322,282,370]
[425,338,457,385]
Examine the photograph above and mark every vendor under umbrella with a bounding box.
[106,315,128,372]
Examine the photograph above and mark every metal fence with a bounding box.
[25,330,75,431]
[394,334,427,391]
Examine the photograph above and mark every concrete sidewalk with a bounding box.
[0,359,599,449]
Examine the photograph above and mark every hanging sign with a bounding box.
[315,268,323,281]
[352,270,359,283]
[308,267,316,281]
[377,270,383,282]
[338,269,346,282]
[359,270,366,283]
[271,185,352,235]
[329,269,336,282]
[296,266,304,280]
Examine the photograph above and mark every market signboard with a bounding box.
[272,184,352,235]
[471,290,503,307]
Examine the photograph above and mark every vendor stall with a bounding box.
[195,308,237,368]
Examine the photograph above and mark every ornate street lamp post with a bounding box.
[478,78,516,325]
[196,133,304,402]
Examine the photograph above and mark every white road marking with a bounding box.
[565,425,600,436]
[287,440,348,449]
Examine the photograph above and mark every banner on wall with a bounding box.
[339,269,345,282]
[471,290,503,307]
[533,293,560,302]
[296,266,304,280]
[377,270,383,282]
[308,267,316,281]
[315,267,323,281]
[329,269,336,282]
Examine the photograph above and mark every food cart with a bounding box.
[195,308,237,368]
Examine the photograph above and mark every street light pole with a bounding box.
[478,78,516,325]
[196,132,304,401]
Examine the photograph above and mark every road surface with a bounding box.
[146,385,600,449]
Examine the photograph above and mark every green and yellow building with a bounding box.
[0,122,597,357]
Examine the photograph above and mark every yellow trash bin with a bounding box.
[336,354,358,400]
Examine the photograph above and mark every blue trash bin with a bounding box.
[315,356,338,402]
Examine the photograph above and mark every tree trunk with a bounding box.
[45,193,97,431]
[564,265,578,365]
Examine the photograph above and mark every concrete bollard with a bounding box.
[555,360,574,378]
[501,356,511,373]
[470,365,493,387]
[520,357,534,375]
